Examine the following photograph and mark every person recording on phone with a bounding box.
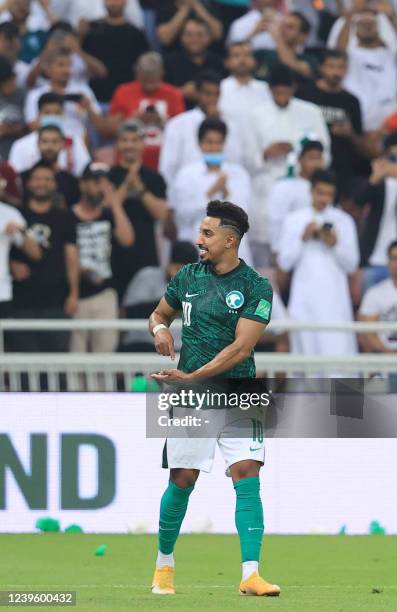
[227,0,283,52]
[109,52,185,170]
[277,169,359,355]
[24,48,107,143]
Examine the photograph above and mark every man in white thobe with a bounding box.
[159,71,242,187]
[268,140,324,255]
[219,41,270,124]
[277,169,359,355]
[243,63,330,268]
[168,117,253,266]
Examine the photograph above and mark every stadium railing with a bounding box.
[1,319,397,391]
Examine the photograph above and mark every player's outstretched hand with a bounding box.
[154,329,176,360]
[151,369,189,382]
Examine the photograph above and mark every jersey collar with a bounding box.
[209,259,246,278]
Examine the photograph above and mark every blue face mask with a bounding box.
[203,152,225,166]
[40,115,65,132]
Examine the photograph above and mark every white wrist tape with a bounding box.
[153,323,168,336]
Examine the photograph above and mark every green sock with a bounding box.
[234,477,264,562]
[158,480,194,554]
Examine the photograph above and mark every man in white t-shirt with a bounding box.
[219,41,270,124]
[0,201,41,317]
[336,10,397,130]
[328,0,397,51]
[24,47,104,140]
[359,240,397,354]
[9,92,91,177]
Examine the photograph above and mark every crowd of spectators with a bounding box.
[1,0,397,360]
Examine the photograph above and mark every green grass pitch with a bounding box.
[0,534,396,611]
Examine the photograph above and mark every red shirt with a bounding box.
[110,81,185,169]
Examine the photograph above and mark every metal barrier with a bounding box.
[1,352,397,392]
[0,319,397,391]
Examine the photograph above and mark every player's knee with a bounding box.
[230,460,261,482]
[170,468,199,489]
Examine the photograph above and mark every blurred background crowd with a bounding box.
[1,0,397,359]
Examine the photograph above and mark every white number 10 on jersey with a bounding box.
[182,301,192,326]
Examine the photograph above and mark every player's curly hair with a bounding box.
[207,200,250,239]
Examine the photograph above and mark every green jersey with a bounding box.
[164,260,273,378]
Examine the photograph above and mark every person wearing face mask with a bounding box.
[9,92,91,176]
[169,117,253,266]
[70,163,134,353]
[159,70,243,186]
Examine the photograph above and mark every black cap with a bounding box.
[82,162,110,180]
[0,56,15,84]
[170,241,198,265]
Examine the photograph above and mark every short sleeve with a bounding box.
[11,206,26,228]
[62,212,77,245]
[164,266,186,310]
[146,170,167,199]
[105,209,115,230]
[24,90,40,124]
[359,287,380,317]
[350,96,363,135]
[109,85,126,117]
[240,277,273,324]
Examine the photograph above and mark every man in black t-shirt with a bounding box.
[297,49,369,188]
[21,125,80,208]
[156,0,223,52]
[164,17,225,109]
[109,119,168,298]
[82,0,149,104]
[70,163,134,353]
[10,161,79,353]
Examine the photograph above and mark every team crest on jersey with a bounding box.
[226,291,244,310]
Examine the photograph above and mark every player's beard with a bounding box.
[198,249,211,265]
